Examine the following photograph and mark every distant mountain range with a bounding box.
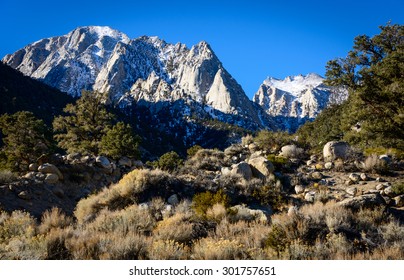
[2,26,347,133]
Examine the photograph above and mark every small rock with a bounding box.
[161,205,174,218]
[167,194,179,206]
[319,179,328,186]
[132,160,144,168]
[23,172,37,180]
[44,173,59,184]
[18,191,31,200]
[345,180,354,186]
[96,156,111,169]
[376,177,385,182]
[324,162,333,170]
[379,155,392,165]
[346,187,358,196]
[118,157,132,168]
[310,155,318,161]
[360,173,369,181]
[138,203,149,210]
[81,155,92,164]
[67,152,82,161]
[306,160,315,166]
[305,191,316,203]
[393,195,404,207]
[221,167,231,176]
[295,185,305,195]
[29,163,38,171]
[376,184,385,191]
[349,173,360,183]
[311,171,323,180]
[383,186,394,197]
[38,163,63,180]
[367,189,381,194]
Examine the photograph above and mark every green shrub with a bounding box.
[252,182,286,211]
[265,224,288,258]
[254,130,294,152]
[267,154,288,170]
[186,145,203,158]
[192,190,229,218]
[392,182,404,196]
[100,122,141,160]
[0,170,16,184]
[149,151,183,172]
[364,147,404,160]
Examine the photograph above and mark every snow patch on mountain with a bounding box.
[253,73,347,123]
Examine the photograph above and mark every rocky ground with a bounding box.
[1,140,403,224]
[0,154,142,218]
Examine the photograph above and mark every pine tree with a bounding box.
[0,111,54,170]
[100,122,141,160]
[325,23,404,149]
[53,91,115,155]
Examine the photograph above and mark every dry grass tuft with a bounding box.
[149,239,189,260]
[39,208,73,234]
[192,237,247,260]
[153,213,194,245]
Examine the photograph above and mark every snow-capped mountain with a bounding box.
[253,73,347,130]
[2,26,271,131]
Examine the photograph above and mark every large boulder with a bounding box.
[231,162,253,181]
[44,173,59,184]
[38,163,63,180]
[323,141,349,162]
[279,144,303,159]
[248,156,274,179]
[379,155,392,165]
[338,193,385,210]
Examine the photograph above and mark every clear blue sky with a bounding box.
[1,0,403,98]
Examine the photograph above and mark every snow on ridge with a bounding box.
[263,73,324,96]
[71,26,130,44]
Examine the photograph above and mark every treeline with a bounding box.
[0,91,141,171]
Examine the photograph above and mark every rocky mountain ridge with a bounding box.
[2,26,346,132]
[2,26,271,131]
